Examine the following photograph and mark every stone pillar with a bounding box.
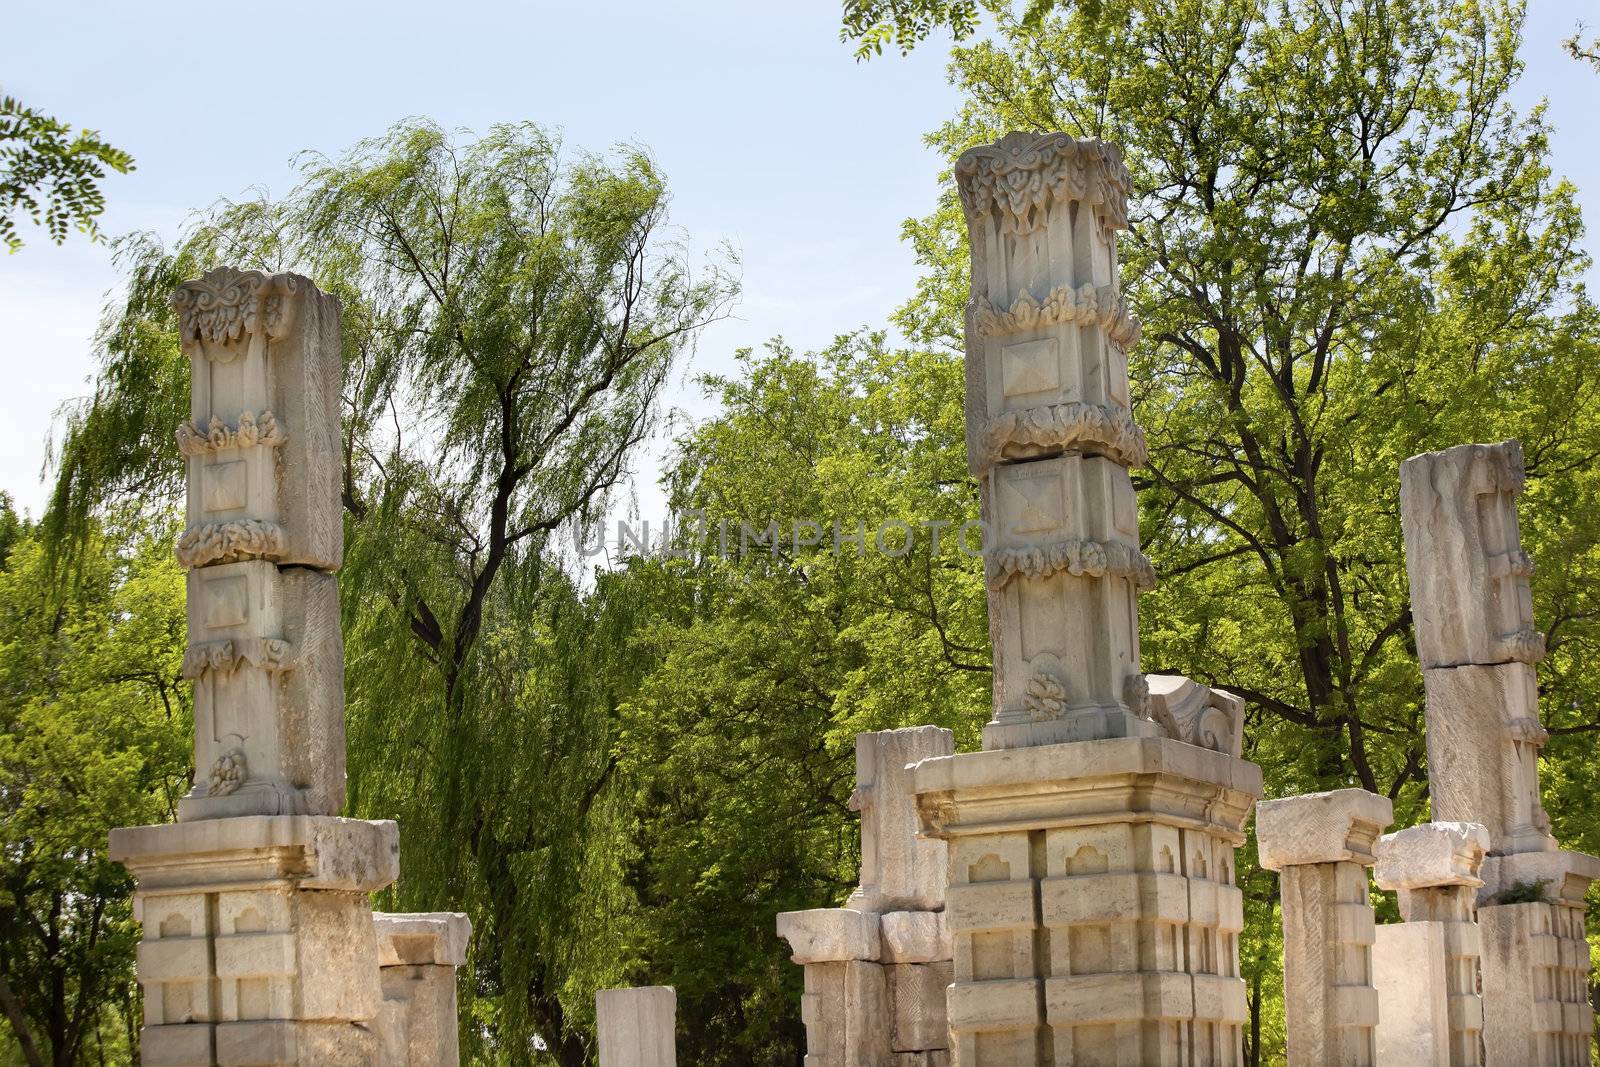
[1476,850,1599,1066]
[1400,441,1600,1065]
[777,727,954,1067]
[1372,822,1489,1067]
[906,131,1263,1067]
[596,987,676,1067]
[374,912,470,1067]
[109,268,426,1066]
[1256,789,1393,1067]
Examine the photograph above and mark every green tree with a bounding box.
[0,504,189,1066]
[47,119,735,1063]
[867,0,1600,1059]
[0,94,133,251]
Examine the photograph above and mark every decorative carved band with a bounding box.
[171,266,300,354]
[973,282,1140,347]
[181,637,294,679]
[955,132,1132,236]
[176,519,286,569]
[986,537,1156,591]
[981,402,1147,468]
[175,411,287,456]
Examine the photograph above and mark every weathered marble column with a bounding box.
[1256,789,1393,1067]
[778,727,954,1066]
[109,268,462,1066]
[1372,822,1489,1067]
[374,912,471,1067]
[909,132,1264,1067]
[1400,440,1599,1064]
[596,987,677,1067]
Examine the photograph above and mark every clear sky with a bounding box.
[2,1,1595,524]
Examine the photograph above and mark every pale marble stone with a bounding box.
[596,986,676,1067]
[848,726,953,912]
[1399,441,1543,671]
[879,910,950,964]
[1143,674,1246,758]
[1256,790,1390,1067]
[1374,822,1489,892]
[1254,788,1393,872]
[173,267,343,573]
[777,907,881,964]
[1374,922,1450,1067]
[113,817,395,1064]
[373,912,470,1067]
[914,735,1259,1066]
[889,962,952,1051]
[1422,661,1555,856]
[954,132,1160,752]
[797,960,893,1067]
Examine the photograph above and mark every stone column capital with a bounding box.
[1256,789,1393,871]
[1373,821,1489,891]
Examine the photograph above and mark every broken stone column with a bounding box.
[374,912,470,1067]
[777,726,955,1067]
[909,132,1264,1067]
[1256,788,1392,1067]
[1400,440,1599,1064]
[110,268,462,1066]
[596,987,676,1067]
[1372,822,1489,1067]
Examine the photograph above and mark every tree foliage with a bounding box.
[44,120,735,1063]
[0,504,188,1066]
[0,94,133,252]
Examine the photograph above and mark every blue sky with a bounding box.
[2,1,1595,524]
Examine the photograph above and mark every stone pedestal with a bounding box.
[1475,850,1600,1066]
[596,987,676,1067]
[373,912,470,1067]
[1372,823,1489,1067]
[778,727,955,1066]
[109,816,398,1066]
[1256,789,1392,1067]
[912,737,1260,1066]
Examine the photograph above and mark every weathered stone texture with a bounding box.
[1256,789,1391,1067]
[374,912,470,1067]
[596,986,677,1067]
[850,726,954,912]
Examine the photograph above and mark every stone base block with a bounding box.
[374,912,469,1067]
[890,961,952,1051]
[1374,922,1450,1067]
[596,986,676,1067]
[1479,900,1593,1067]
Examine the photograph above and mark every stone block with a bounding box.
[946,978,1041,1032]
[880,910,950,964]
[777,907,881,963]
[141,1024,215,1067]
[596,986,676,1067]
[174,267,343,572]
[1043,971,1194,1024]
[1422,661,1554,856]
[946,880,1037,931]
[1374,822,1489,892]
[111,815,400,893]
[1479,846,1600,905]
[850,726,953,912]
[889,961,952,1051]
[1400,441,1542,671]
[1143,673,1246,757]
[374,911,471,967]
[1255,788,1393,870]
[1373,921,1450,1067]
[213,1019,378,1066]
[180,563,345,821]
[1478,900,1594,1065]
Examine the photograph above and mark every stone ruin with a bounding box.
[764,133,1596,1067]
[106,135,1599,1067]
[109,268,467,1066]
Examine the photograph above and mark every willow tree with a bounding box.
[48,120,735,1062]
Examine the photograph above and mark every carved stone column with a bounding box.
[1372,822,1489,1067]
[110,268,464,1066]
[374,912,471,1067]
[1400,440,1599,1064]
[1256,789,1392,1067]
[778,727,955,1067]
[909,132,1264,1067]
[596,987,677,1067]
